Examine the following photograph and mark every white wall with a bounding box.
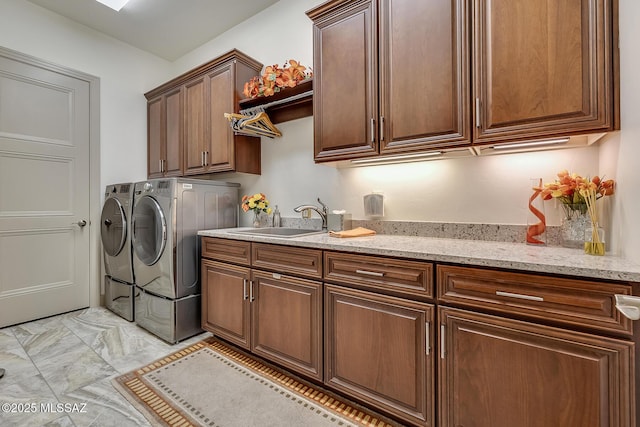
[0,0,172,189]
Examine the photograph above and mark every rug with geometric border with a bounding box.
[112,337,399,427]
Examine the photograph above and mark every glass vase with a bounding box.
[252,211,261,228]
[559,203,590,248]
[584,222,605,256]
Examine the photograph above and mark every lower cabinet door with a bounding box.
[438,307,634,427]
[201,259,250,349]
[251,270,323,381]
[325,284,435,427]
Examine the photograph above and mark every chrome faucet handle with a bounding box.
[317,198,327,213]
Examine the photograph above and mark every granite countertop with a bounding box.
[198,228,640,283]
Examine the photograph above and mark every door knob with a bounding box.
[74,220,88,227]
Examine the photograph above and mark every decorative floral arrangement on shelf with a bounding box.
[243,59,312,99]
[539,170,616,255]
[242,193,272,227]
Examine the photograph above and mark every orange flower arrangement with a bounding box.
[243,60,312,99]
[538,170,615,255]
[539,170,615,208]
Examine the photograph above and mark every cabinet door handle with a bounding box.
[159,159,163,173]
[425,322,430,356]
[440,324,446,359]
[249,280,255,302]
[201,151,205,167]
[475,98,481,128]
[496,291,544,302]
[370,118,375,143]
[379,116,385,142]
[204,151,209,166]
[243,279,248,300]
[355,269,384,277]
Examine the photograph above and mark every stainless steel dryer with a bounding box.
[131,177,239,343]
[101,183,135,321]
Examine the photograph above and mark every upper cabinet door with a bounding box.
[473,0,616,144]
[311,0,379,162]
[206,62,236,173]
[379,0,470,153]
[147,96,164,178]
[183,76,207,175]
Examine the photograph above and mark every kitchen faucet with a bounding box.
[294,198,328,230]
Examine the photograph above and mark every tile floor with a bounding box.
[0,307,211,427]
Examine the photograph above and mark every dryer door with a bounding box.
[132,195,166,266]
[101,198,127,257]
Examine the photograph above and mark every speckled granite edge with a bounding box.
[278,218,562,246]
[198,228,640,283]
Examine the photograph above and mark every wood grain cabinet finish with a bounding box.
[201,237,251,266]
[252,243,323,279]
[325,284,435,426]
[201,239,323,380]
[309,0,618,161]
[324,251,433,300]
[307,0,469,162]
[145,49,262,178]
[473,0,618,144]
[437,265,633,336]
[439,307,634,427]
[147,88,183,178]
[251,270,323,380]
[201,259,250,349]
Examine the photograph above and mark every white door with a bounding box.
[0,50,91,327]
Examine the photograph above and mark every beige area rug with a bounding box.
[112,338,396,427]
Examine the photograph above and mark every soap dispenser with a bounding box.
[273,205,281,227]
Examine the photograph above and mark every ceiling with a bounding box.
[27,0,279,61]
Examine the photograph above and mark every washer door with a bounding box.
[101,198,127,257]
[132,195,166,266]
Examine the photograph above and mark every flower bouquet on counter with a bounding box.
[539,170,615,254]
[243,60,312,99]
[241,193,272,227]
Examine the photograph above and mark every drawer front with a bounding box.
[201,237,251,266]
[324,251,433,299]
[437,265,633,336]
[251,243,322,279]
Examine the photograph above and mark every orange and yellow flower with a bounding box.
[241,193,272,214]
[242,59,312,99]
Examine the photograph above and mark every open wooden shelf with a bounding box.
[238,79,313,124]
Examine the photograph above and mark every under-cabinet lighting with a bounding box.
[350,151,444,166]
[492,138,570,150]
[95,0,130,11]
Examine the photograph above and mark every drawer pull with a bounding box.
[355,269,384,277]
[496,291,544,302]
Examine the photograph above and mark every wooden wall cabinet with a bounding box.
[473,0,618,145]
[201,238,323,380]
[307,0,469,162]
[146,87,183,178]
[145,50,263,178]
[308,0,618,162]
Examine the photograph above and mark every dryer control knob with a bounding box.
[143,182,152,191]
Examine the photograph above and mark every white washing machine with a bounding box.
[101,183,135,321]
[131,177,239,343]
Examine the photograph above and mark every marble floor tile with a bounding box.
[0,307,209,427]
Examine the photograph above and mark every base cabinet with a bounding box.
[324,284,435,426]
[201,242,323,381]
[439,307,634,427]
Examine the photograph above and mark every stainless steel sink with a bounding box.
[229,227,325,238]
